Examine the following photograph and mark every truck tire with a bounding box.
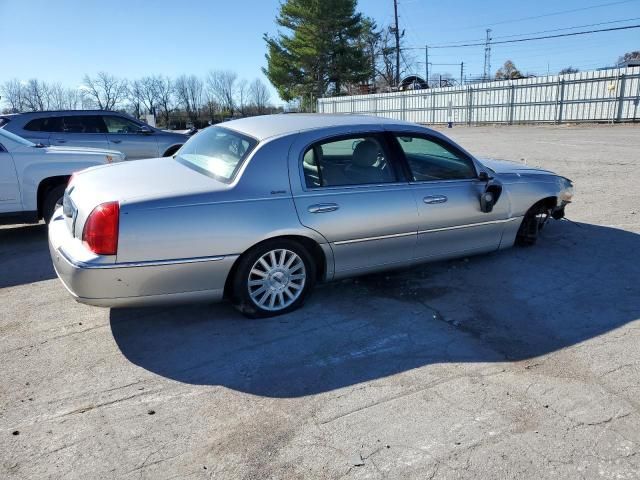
[43,184,66,223]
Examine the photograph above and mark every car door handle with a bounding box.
[55,139,66,143]
[308,203,339,213]
[423,195,448,204]
[111,139,122,144]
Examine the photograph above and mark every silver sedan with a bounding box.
[48,114,573,317]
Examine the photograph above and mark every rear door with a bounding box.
[102,115,159,159]
[50,115,110,150]
[19,117,58,145]
[289,129,418,277]
[390,131,510,261]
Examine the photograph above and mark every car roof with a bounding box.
[221,114,420,141]
[2,110,125,117]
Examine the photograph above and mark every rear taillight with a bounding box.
[82,202,119,255]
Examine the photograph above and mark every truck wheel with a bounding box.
[43,185,66,223]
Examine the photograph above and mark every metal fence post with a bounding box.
[509,84,515,125]
[431,92,436,124]
[401,93,406,121]
[467,87,473,126]
[616,74,627,122]
[556,79,565,124]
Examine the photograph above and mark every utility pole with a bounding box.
[483,28,492,81]
[460,62,464,85]
[393,0,401,87]
[425,44,429,87]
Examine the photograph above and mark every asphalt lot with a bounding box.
[1,124,639,479]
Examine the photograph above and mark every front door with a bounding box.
[0,147,21,214]
[103,115,159,159]
[390,133,510,261]
[291,132,418,277]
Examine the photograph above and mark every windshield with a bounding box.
[175,126,257,183]
[0,128,35,147]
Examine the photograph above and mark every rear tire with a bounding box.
[231,239,316,318]
[43,184,66,224]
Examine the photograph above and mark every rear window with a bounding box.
[24,117,63,132]
[175,127,257,183]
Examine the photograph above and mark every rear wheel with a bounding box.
[516,203,551,246]
[43,184,66,224]
[231,239,316,318]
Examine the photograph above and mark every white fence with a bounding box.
[317,67,640,125]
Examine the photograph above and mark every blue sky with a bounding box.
[1,0,638,103]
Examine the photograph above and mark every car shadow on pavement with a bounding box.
[0,224,56,288]
[110,221,640,398]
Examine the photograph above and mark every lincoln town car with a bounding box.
[48,114,573,317]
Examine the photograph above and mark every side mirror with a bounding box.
[479,177,503,213]
[478,171,493,182]
[480,191,496,213]
[138,125,153,134]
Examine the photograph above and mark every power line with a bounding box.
[457,0,640,30]
[429,16,640,46]
[407,24,640,49]
[492,16,640,40]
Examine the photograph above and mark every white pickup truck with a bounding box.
[0,128,125,224]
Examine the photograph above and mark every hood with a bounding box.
[70,156,229,208]
[477,157,556,176]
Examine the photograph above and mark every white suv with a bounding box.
[0,128,124,224]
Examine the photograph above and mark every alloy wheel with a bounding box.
[247,249,306,312]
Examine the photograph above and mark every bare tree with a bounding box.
[23,79,51,111]
[139,76,162,117]
[45,84,82,110]
[495,60,523,80]
[128,80,144,118]
[249,78,271,114]
[617,51,640,65]
[207,70,237,115]
[65,88,82,109]
[155,76,174,128]
[49,83,67,110]
[174,75,203,123]
[236,79,249,117]
[559,66,579,75]
[0,79,26,112]
[82,72,128,110]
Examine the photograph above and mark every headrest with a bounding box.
[352,140,379,168]
[303,146,323,166]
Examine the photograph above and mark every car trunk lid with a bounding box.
[64,157,230,239]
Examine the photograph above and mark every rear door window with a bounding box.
[62,115,106,134]
[302,134,398,188]
[24,117,63,132]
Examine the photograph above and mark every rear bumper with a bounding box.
[48,209,237,307]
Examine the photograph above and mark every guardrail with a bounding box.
[317,67,640,125]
